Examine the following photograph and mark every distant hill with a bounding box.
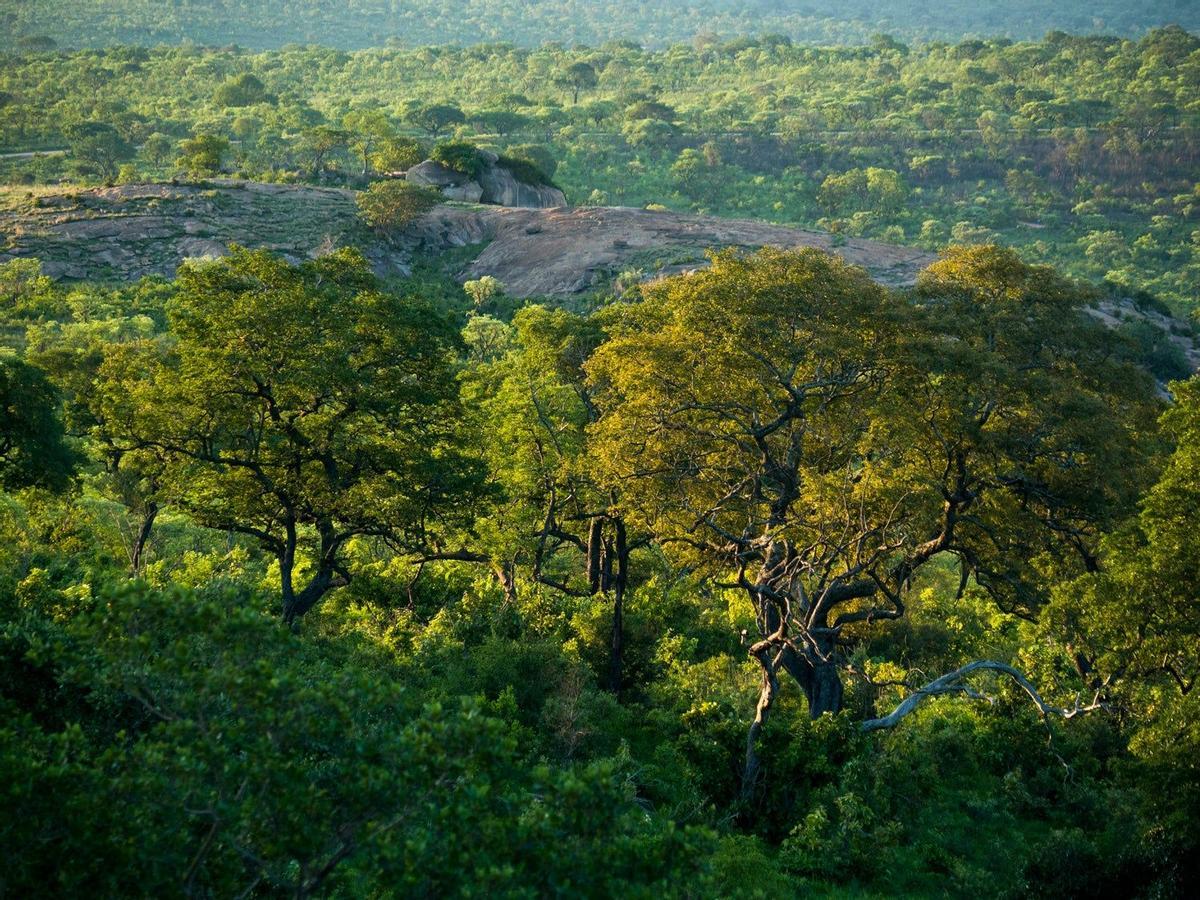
[2,0,1198,51]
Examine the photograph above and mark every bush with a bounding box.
[502,142,558,181]
[497,153,554,187]
[431,140,484,178]
[1,581,718,896]
[356,179,439,232]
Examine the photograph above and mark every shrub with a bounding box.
[497,153,554,187]
[356,179,439,232]
[431,140,484,178]
[502,143,558,181]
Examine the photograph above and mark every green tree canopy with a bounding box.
[176,133,229,177]
[97,247,479,623]
[355,180,439,235]
[586,246,1161,795]
[63,121,134,180]
[0,356,75,492]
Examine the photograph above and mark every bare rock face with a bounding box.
[405,161,484,203]
[408,205,938,297]
[405,155,565,209]
[3,182,1197,380]
[0,181,364,281]
[477,161,566,208]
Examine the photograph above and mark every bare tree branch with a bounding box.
[861,659,1107,733]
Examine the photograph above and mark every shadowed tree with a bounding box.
[404,102,466,138]
[0,357,75,492]
[63,121,134,180]
[448,306,641,691]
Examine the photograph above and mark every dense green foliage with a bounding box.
[356,179,440,232]
[1,9,1199,896]
[2,30,1199,311]
[1,237,1197,895]
[2,1,1197,50]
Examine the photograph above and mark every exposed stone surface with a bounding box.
[477,162,566,208]
[404,204,936,296]
[1,182,1196,377]
[0,181,365,280]
[405,161,484,203]
[1089,297,1200,372]
[404,154,565,209]
[1,181,935,292]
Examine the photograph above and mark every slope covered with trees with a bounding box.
[2,0,1198,50]
[2,9,1199,897]
[2,30,1198,312]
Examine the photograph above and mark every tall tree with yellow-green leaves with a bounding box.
[585,246,1162,798]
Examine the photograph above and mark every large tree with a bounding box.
[586,246,1160,797]
[98,247,479,623]
[63,120,134,180]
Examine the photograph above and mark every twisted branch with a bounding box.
[861,659,1107,732]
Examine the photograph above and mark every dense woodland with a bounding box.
[2,5,1200,899]
[2,30,1200,311]
[2,237,1199,896]
[3,1,1199,50]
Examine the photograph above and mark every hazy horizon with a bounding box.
[4,0,1198,52]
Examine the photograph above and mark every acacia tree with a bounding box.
[404,103,465,138]
[558,62,598,105]
[342,108,395,176]
[299,126,351,178]
[97,247,479,624]
[63,121,133,180]
[585,247,1160,798]
[28,314,168,572]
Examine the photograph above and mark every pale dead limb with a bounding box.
[861,659,1107,733]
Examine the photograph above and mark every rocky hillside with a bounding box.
[408,204,934,295]
[1,181,1196,372]
[0,182,362,282]
[0,181,931,293]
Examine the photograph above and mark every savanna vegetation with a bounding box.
[1,236,1198,896]
[2,0,1198,50]
[2,3,1199,897]
[2,29,1200,311]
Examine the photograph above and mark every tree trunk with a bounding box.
[280,523,344,626]
[799,653,845,717]
[607,519,627,694]
[283,567,336,626]
[494,562,518,605]
[741,640,779,804]
[772,630,846,717]
[586,517,603,594]
[130,501,158,574]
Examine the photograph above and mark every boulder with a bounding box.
[405,160,484,203]
[478,163,566,208]
[406,156,565,209]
